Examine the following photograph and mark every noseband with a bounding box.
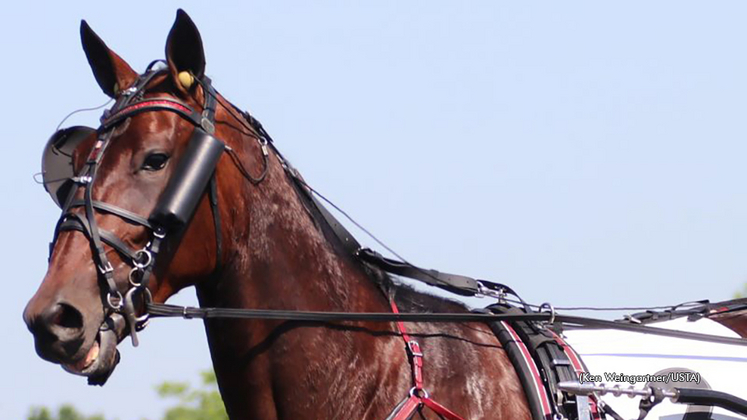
[47,63,261,345]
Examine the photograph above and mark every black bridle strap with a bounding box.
[145,302,747,347]
[67,200,154,230]
[357,248,480,296]
[57,215,140,263]
[208,174,222,272]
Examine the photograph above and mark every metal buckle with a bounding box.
[72,175,92,185]
[476,281,506,303]
[201,114,215,135]
[258,137,269,157]
[407,340,423,358]
[98,261,114,275]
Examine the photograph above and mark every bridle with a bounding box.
[46,62,267,346]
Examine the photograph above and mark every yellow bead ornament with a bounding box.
[178,71,194,89]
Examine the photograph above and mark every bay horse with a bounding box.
[23,10,531,420]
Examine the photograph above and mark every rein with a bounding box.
[145,302,747,347]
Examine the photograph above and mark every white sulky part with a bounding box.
[563,317,747,419]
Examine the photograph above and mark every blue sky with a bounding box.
[4,2,747,419]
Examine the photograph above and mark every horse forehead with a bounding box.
[102,112,188,159]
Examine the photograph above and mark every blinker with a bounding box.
[149,128,225,229]
[41,126,96,208]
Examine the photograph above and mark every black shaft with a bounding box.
[676,388,747,416]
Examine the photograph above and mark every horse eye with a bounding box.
[142,153,170,171]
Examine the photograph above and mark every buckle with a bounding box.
[201,112,215,134]
[407,340,423,358]
[98,260,114,275]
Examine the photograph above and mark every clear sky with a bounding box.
[3,2,747,419]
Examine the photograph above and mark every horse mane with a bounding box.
[278,162,471,314]
[389,281,471,313]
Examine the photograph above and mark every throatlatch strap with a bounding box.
[208,174,222,272]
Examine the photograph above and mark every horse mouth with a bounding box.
[62,315,123,386]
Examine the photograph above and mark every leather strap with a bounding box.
[390,300,424,390]
[208,174,222,272]
[67,199,153,229]
[388,299,468,420]
[361,248,479,296]
[101,97,200,130]
[57,215,139,262]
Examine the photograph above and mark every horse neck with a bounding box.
[197,140,388,312]
[192,129,400,417]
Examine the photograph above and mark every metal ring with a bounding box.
[133,249,152,269]
[129,287,153,324]
[137,287,152,319]
[408,387,429,399]
[539,302,556,324]
[128,267,143,287]
[107,291,123,310]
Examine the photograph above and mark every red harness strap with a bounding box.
[387,300,469,420]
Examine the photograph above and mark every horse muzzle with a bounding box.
[60,314,126,385]
[24,297,127,386]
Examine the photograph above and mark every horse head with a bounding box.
[23,10,264,385]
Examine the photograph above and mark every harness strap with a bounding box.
[208,174,222,272]
[57,216,139,262]
[101,97,202,130]
[387,299,468,420]
[67,200,154,229]
[362,249,480,296]
[390,300,424,390]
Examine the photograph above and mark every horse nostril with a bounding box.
[52,303,84,330]
[42,303,84,335]
[26,301,86,362]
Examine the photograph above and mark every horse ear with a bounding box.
[165,9,205,93]
[80,20,137,98]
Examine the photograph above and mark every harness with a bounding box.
[485,304,604,420]
[43,64,747,418]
